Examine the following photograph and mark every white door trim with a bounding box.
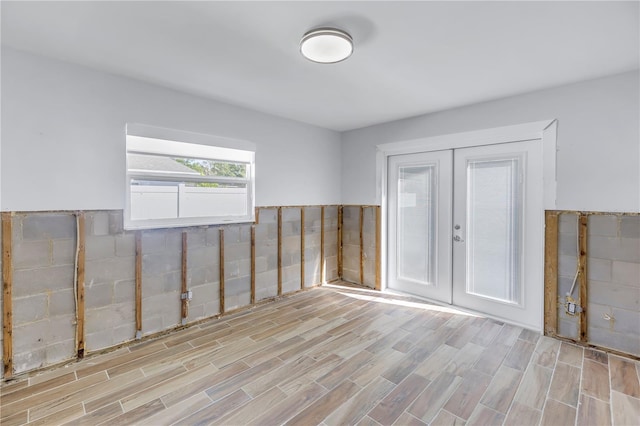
[377,120,557,331]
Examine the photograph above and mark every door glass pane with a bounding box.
[397,165,436,285]
[466,158,521,304]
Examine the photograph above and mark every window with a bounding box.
[125,128,255,230]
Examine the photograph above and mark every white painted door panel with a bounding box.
[387,151,452,303]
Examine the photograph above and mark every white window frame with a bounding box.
[124,124,256,230]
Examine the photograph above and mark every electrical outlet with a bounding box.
[567,302,576,314]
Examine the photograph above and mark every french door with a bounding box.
[388,140,543,329]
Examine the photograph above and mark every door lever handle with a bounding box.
[453,235,464,242]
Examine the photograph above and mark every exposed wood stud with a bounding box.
[219,228,225,314]
[338,206,343,279]
[375,206,382,291]
[251,225,256,305]
[277,207,283,296]
[578,213,588,342]
[135,231,142,338]
[300,207,305,290]
[2,212,13,378]
[544,211,559,336]
[255,207,260,225]
[320,206,325,285]
[181,231,188,322]
[75,212,86,359]
[360,206,364,285]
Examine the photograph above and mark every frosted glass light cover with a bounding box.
[300,28,353,63]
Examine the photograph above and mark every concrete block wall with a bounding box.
[255,209,278,302]
[557,213,580,340]
[339,206,378,288]
[587,215,640,356]
[362,207,377,289]
[10,213,77,373]
[281,208,302,294]
[85,212,136,351]
[324,207,339,282]
[185,227,220,323]
[141,228,183,335]
[1,204,372,377]
[223,224,252,311]
[342,206,361,284]
[304,207,322,287]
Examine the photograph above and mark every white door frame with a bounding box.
[376,120,557,331]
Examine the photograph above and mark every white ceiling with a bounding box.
[2,1,638,131]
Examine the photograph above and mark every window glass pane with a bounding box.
[128,153,247,178]
[466,158,521,304]
[397,165,436,285]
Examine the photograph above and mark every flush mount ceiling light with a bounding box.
[300,28,353,64]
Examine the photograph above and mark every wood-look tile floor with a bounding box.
[2,283,639,426]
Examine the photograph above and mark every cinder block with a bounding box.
[52,239,75,266]
[13,348,46,373]
[206,227,221,246]
[588,327,639,356]
[588,303,640,335]
[13,265,74,298]
[558,214,578,236]
[45,340,75,365]
[86,330,115,352]
[282,208,301,223]
[259,208,277,224]
[558,254,578,277]
[86,257,135,283]
[113,321,136,345]
[187,230,207,248]
[114,279,135,304]
[588,236,640,263]
[13,240,51,269]
[558,317,579,340]
[143,252,181,275]
[239,225,251,243]
[49,289,75,317]
[255,256,268,273]
[13,319,48,353]
[224,226,241,243]
[109,211,125,235]
[612,261,640,286]
[559,233,578,256]
[88,212,110,236]
[86,282,114,309]
[204,300,221,317]
[141,231,166,253]
[621,216,640,239]
[588,215,619,237]
[343,269,360,284]
[189,265,218,287]
[13,294,48,324]
[225,276,250,297]
[86,235,116,260]
[587,258,612,282]
[163,270,181,293]
[23,214,75,241]
[589,280,639,311]
[115,234,136,257]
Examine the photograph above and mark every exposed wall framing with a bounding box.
[544,210,640,359]
[75,212,86,359]
[2,212,13,378]
[0,204,382,379]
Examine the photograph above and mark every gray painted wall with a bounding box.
[1,48,343,211]
[341,71,639,212]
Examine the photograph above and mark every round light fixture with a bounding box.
[300,28,353,64]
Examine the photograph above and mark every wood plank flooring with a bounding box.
[2,283,639,425]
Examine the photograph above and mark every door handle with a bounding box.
[453,235,464,242]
